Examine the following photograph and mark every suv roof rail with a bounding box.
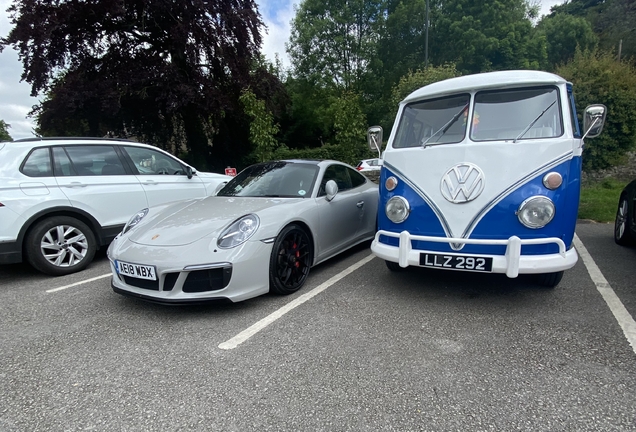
[12,137,139,143]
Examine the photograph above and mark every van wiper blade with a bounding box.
[422,103,469,148]
[513,100,557,143]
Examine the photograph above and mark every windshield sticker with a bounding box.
[298,190,306,196]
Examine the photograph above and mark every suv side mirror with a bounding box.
[185,166,193,179]
[583,104,607,139]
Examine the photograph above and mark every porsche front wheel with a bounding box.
[269,224,313,295]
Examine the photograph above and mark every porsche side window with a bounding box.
[319,165,353,196]
[21,148,53,177]
[349,168,367,188]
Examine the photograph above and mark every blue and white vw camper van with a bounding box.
[368,70,606,287]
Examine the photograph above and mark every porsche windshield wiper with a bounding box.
[513,100,557,143]
[422,103,469,148]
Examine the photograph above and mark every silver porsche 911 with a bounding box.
[108,159,379,303]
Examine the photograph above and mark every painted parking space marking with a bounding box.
[46,273,111,293]
[574,234,636,354]
[219,253,376,350]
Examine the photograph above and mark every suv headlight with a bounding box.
[218,214,260,248]
[517,196,555,229]
[122,208,149,234]
[386,196,410,223]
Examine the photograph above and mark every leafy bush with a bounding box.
[557,49,636,171]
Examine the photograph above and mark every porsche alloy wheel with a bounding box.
[614,196,634,246]
[269,224,313,295]
[25,216,97,276]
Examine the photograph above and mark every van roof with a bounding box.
[403,70,567,104]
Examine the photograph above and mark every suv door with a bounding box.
[121,146,206,207]
[53,145,148,230]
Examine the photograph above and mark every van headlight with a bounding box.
[386,196,410,223]
[517,196,555,229]
[218,214,260,248]
[122,208,149,234]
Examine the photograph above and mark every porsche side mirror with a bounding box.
[325,180,338,201]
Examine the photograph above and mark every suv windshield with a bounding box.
[471,86,563,141]
[217,161,319,198]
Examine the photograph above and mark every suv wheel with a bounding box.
[25,216,97,276]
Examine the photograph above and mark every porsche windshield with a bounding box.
[216,161,319,198]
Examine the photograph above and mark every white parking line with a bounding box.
[46,273,111,293]
[574,234,636,354]
[219,253,376,350]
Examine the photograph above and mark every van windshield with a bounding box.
[471,86,563,141]
[393,94,470,148]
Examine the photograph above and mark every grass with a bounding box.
[578,178,629,222]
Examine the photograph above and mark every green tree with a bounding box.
[1,0,266,171]
[239,88,282,163]
[0,120,12,141]
[287,0,385,90]
[431,0,546,73]
[557,49,636,171]
[329,91,369,164]
[538,13,598,69]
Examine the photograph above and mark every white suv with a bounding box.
[0,138,232,276]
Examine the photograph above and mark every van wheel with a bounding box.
[25,216,97,276]
[536,271,564,288]
[385,260,404,272]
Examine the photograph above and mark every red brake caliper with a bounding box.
[294,242,300,267]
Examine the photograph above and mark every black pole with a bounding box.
[425,0,429,68]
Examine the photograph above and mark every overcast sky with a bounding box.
[0,0,563,140]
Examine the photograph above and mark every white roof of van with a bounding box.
[403,70,567,104]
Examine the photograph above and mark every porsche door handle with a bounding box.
[356,201,364,208]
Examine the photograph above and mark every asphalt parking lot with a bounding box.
[1,221,635,431]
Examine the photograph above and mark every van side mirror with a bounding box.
[367,126,383,157]
[582,104,607,139]
[325,180,338,201]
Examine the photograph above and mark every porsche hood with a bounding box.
[128,196,299,246]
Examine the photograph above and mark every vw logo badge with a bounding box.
[440,163,485,203]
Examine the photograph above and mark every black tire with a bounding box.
[385,260,404,272]
[269,224,313,295]
[614,195,634,246]
[25,216,97,276]
[536,271,564,288]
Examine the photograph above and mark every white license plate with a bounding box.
[115,260,157,280]
[420,253,493,272]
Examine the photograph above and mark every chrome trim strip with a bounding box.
[183,262,233,271]
[383,161,455,238]
[460,151,573,242]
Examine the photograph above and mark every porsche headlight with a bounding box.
[218,214,260,248]
[122,208,149,234]
[517,196,555,229]
[386,196,410,223]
